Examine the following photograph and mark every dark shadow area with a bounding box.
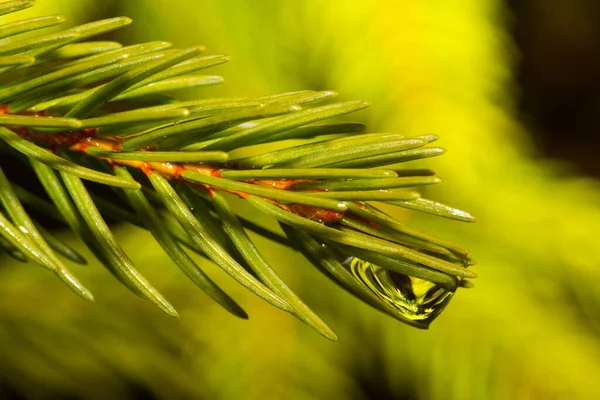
[507,0,600,177]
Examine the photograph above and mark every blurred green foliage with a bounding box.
[1,0,599,399]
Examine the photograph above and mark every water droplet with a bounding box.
[347,257,455,323]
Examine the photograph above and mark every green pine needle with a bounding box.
[0,1,477,339]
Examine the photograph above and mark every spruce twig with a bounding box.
[0,0,476,339]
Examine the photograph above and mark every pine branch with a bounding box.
[0,0,476,340]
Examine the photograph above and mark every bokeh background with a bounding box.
[1,0,600,399]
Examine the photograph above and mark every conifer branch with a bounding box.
[0,0,476,340]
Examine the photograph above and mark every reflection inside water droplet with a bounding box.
[347,257,455,323]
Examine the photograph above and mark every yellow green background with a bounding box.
[1,1,599,398]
